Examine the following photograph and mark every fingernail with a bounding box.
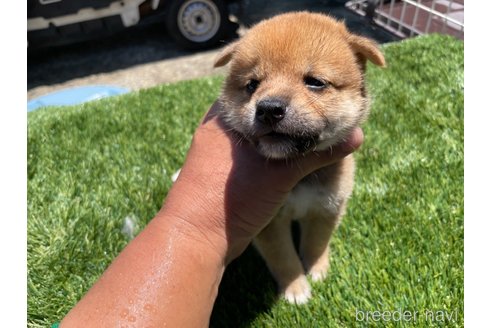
[341,142,357,153]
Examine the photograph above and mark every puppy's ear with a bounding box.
[214,41,239,67]
[347,34,386,68]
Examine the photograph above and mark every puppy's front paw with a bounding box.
[281,275,312,304]
[307,257,330,282]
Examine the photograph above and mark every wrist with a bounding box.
[156,177,230,263]
[158,173,253,263]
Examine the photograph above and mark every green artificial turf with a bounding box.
[28,34,463,327]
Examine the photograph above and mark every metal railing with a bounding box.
[345,0,464,40]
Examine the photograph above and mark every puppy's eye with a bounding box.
[304,76,328,90]
[246,79,260,94]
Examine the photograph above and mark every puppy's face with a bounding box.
[215,12,385,159]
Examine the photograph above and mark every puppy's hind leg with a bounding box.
[253,212,311,305]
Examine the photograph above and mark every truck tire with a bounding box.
[165,0,233,50]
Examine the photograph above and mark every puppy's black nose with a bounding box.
[256,98,287,126]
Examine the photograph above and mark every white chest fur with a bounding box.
[284,182,347,220]
[281,156,355,221]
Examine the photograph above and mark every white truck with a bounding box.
[27,0,240,50]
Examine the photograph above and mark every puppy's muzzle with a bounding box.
[255,98,287,126]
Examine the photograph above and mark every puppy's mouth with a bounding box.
[254,130,319,158]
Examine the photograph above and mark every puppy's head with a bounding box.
[215,12,385,159]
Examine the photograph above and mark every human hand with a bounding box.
[159,101,364,263]
[60,101,363,327]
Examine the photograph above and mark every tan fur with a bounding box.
[215,12,385,304]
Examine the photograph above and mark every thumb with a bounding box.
[297,127,364,175]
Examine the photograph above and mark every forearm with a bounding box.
[60,213,225,328]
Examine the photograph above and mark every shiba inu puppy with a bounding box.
[214,12,385,304]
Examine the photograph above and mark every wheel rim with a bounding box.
[177,0,221,43]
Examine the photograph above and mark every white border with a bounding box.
[464,1,491,327]
[1,1,27,325]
